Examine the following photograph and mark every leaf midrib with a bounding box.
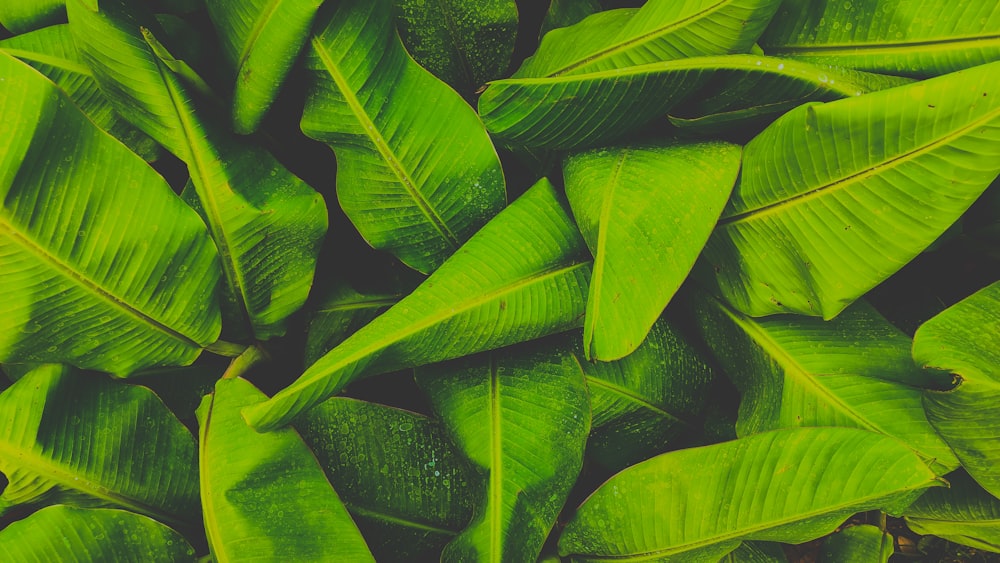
[236,0,284,74]
[766,32,1000,56]
[345,503,457,537]
[488,351,503,563]
[584,377,684,425]
[316,296,400,314]
[720,102,1000,226]
[0,219,201,349]
[585,149,629,358]
[310,36,460,250]
[0,49,93,76]
[198,392,227,562]
[432,0,476,86]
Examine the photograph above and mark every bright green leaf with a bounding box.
[703,61,1000,318]
[558,427,941,562]
[301,0,505,274]
[0,51,220,374]
[905,470,1000,553]
[304,277,407,366]
[197,377,374,562]
[415,339,591,563]
[565,140,741,360]
[243,178,592,432]
[0,0,64,34]
[819,524,893,563]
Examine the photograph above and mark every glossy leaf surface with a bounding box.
[302,0,505,274]
[818,525,892,563]
[0,0,64,33]
[559,427,941,562]
[243,178,592,431]
[415,339,590,563]
[197,377,373,562]
[0,52,220,374]
[565,141,740,360]
[704,61,1000,318]
[905,470,1000,553]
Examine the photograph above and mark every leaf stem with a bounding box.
[205,340,248,358]
[222,345,269,380]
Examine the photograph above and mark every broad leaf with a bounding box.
[819,525,893,563]
[558,427,941,562]
[302,0,505,274]
[914,281,1000,498]
[205,0,324,133]
[760,0,1000,77]
[722,542,788,562]
[0,506,195,561]
[480,54,900,150]
[905,470,1000,553]
[243,178,592,432]
[0,24,160,161]
[0,368,199,527]
[565,140,741,360]
[695,294,959,471]
[394,0,518,95]
[197,377,374,562]
[515,0,781,78]
[570,317,715,472]
[299,397,477,562]
[68,0,327,341]
[304,277,407,366]
[703,61,1000,318]
[0,51,220,374]
[539,0,601,38]
[0,0,64,33]
[415,339,591,563]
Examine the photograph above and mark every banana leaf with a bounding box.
[243,178,591,432]
[301,0,505,274]
[905,470,1000,553]
[0,0,64,33]
[695,294,959,471]
[414,338,590,563]
[565,140,741,360]
[539,0,602,38]
[0,367,199,527]
[0,51,220,374]
[205,0,324,133]
[480,54,903,150]
[914,281,1000,499]
[67,0,327,341]
[0,506,195,562]
[558,427,942,562]
[197,377,373,561]
[394,0,517,95]
[760,0,1000,77]
[703,61,1000,319]
[819,525,893,563]
[722,542,788,562]
[299,397,477,563]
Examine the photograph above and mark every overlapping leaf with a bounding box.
[558,427,941,562]
[695,294,958,470]
[915,281,1000,498]
[760,0,1000,77]
[205,0,324,133]
[0,52,220,374]
[67,0,327,341]
[301,0,505,274]
[703,61,1000,318]
[299,398,477,562]
[905,470,1000,553]
[565,140,740,360]
[819,525,893,563]
[197,377,373,562]
[243,178,592,432]
[415,339,590,563]
[0,367,199,527]
[539,0,601,38]
[0,0,64,33]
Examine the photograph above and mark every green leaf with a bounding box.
[702,61,1000,319]
[301,0,505,274]
[205,0,324,133]
[0,367,199,527]
[414,339,591,563]
[539,0,602,38]
[0,24,161,161]
[394,0,518,95]
[565,140,741,360]
[196,377,374,562]
[694,294,959,471]
[480,54,898,151]
[304,277,406,366]
[558,427,942,562]
[0,0,64,34]
[572,316,715,472]
[905,470,1000,553]
[760,0,1000,77]
[819,524,893,563]
[0,52,220,375]
[67,0,327,341]
[914,281,1000,498]
[299,397,477,562]
[721,542,788,562]
[243,178,591,432]
[514,0,782,78]
[0,506,195,562]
